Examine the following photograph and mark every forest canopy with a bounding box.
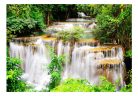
[7,4,132,51]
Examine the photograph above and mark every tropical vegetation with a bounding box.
[7,4,132,92]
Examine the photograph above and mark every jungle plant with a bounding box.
[51,76,116,92]
[7,57,27,92]
[47,47,64,91]
[56,26,84,42]
[120,69,132,92]
[7,4,46,42]
[51,78,92,92]
[93,4,132,50]
[125,50,132,58]
[120,82,132,92]
[91,76,116,92]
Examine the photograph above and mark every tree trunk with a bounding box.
[47,12,50,26]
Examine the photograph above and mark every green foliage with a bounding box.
[120,83,132,92]
[7,4,132,50]
[36,4,77,25]
[76,4,107,18]
[51,76,116,92]
[91,76,116,92]
[47,47,64,90]
[7,29,16,43]
[52,76,132,92]
[120,70,132,92]
[76,4,93,16]
[7,47,9,57]
[7,4,45,42]
[51,78,92,92]
[7,4,45,30]
[93,4,132,50]
[48,71,61,90]
[30,5,45,29]
[7,4,78,42]
[125,50,132,58]
[7,57,27,92]
[56,26,84,42]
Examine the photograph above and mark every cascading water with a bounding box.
[9,19,125,91]
[10,37,125,90]
[10,38,51,90]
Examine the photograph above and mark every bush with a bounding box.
[93,5,131,50]
[91,76,116,92]
[7,57,27,92]
[7,5,46,42]
[51,76,132,92]
[120,69,132,92]
[51,78,92,92]
[47,47,64,90]
[56,26,84,42]
[125,50,132,58]
[120,83,132,92]
[51,76,116,92]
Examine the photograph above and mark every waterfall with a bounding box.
[62,42,125,87]
[69,46,99,84]
[57,40,63,56]
[10,38,51,90]
[9,37,125,90]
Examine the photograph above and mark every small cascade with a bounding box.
[46,19,95,35]
[62,45,125,86]
[62,42,71,79]
[57,40,63,56]
[10,38,51,90]
[69,46,98,83]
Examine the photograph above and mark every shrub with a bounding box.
[51,78,92,92]
[120,69,132,92]
[91,76,116,92]
[56,26,84,42]
[7,57,27,92]
[125,50,132,58]
[47,47,64,90]
[51,76,116,92]
[7,5,46,43]
[120,83,132,92]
